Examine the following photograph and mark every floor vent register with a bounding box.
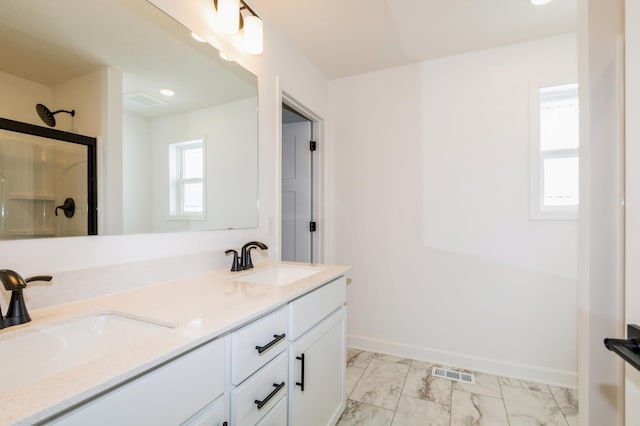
[432,367,476,384]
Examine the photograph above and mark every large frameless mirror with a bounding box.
[0,0,258,239]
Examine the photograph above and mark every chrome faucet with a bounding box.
[0,270,52,330]
[225,241,268,272]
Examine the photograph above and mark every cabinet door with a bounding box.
[289,307,345,426]
[183,395,227,426]
[48,338,226,425]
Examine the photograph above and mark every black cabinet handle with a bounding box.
[254,381,285,410]
[255,333,286,354]
[296,353,305,391]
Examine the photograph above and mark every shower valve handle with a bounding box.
[55,198,75,218]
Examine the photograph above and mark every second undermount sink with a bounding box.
[0,313,172,393]
[232,265,324,286]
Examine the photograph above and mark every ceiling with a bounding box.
[256,0,577,79]
[0,0,257,118]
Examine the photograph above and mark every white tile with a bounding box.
[450,390,509,426]
[402,362,451,406]
[374,353,411,365]
[350,359,409,410]
[550,386,578,426]
[391,395,450,426]
[346,367,365,397]
[337,399,394,426]
[453,371,502,399]
[502,385,568,426]
[500,377,552,394]
[347,349,376,369]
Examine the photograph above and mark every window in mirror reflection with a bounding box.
[169,139,205,217]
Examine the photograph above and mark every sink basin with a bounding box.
[0,313,172,393]
[232,265,324,286]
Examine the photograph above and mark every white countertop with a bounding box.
[0,261,350,425]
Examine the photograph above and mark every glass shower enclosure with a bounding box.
[0,118,96,239]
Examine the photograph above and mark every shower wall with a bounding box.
[0,131,88,239]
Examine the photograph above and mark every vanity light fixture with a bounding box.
[212,0,263,55]
[215,0,240,34]
[530,0,552,5]
[243,13,263,54]
[219,51,234,61]
[160,88,175,97]
[191,32,206,42]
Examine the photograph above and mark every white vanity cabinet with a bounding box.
[230,306,289,425]
[48,337,227,426]
[36,272,348,426]
[288,277,347,426]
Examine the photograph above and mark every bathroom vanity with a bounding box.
[0,262,349,425]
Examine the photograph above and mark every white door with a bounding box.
[289,308,345,426]
[626,0,640,422]
[282,121,312,262]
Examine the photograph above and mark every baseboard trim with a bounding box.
[347,334,577,388]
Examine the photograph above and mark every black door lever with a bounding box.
[604,324,640,372]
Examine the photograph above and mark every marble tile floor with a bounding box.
[337,349,578,426]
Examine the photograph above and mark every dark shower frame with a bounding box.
[0,117,98,236]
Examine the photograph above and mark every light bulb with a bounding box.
[243,15,263,55]
[531,0,552,5]
[217,0,240,34]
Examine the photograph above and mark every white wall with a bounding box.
[0,71,52,124]
[329,34,578,386]
[148,97,258,232]
[53,69,103,135]
[0,0,328,312]
[123,111,152,234]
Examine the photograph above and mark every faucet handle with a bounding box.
[225,249,242,272]
[25,275,53,284]
[0,270,52,291]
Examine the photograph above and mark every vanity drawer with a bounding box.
[288,276,346,341]
[231,352,288,426]
[256,396,287,426]
[231,306,288,385]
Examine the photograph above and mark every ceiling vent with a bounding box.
[124,91,167,107]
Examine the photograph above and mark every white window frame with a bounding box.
[529,81,579,220]
[168,137,206,219]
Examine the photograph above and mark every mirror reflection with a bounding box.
[0,120,97,239]
[0,0,259,238]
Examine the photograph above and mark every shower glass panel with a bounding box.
[0,119,96,239]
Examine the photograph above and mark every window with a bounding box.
[169,139,205,217]
[530,83,579,220]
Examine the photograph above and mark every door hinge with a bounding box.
[309,140,317,152]
[309,221,317,232]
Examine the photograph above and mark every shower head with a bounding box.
[35,103,75,127]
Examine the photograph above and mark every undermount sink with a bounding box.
[232,265,324,286]
[0,313,172,393]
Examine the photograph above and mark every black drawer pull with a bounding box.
[255,333,286,354]
[254,381,285,409]
[296,353,305,391]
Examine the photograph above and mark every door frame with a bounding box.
[278,89,325,264]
